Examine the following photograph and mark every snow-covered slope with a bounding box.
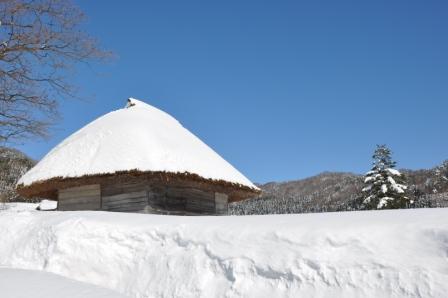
[18,98,256,189]
[1,206,447,298]
[0,268,126,298]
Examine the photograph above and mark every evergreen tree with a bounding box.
[362,145,410,209]
[434,160,448,193]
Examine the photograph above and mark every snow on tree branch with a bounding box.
[362,145,410,209]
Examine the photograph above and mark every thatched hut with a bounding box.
[17,98,259,215]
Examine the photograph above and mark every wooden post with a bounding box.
[215,192,228,215]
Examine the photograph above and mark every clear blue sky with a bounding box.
[15,0,448,183]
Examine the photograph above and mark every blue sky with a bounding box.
[15,0,448,183]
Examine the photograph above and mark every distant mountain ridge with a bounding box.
[230,172,363,215]
[230,165,448,215]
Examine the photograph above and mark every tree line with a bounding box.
[230,145,448,215]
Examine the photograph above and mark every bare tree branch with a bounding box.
[0,0,111,142]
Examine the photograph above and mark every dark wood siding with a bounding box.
[102,191,148,212]
[57,179,229,215]
[101,181,150,197]
[147,186,217,215]
[101,181,149,213]
[146,186,167,213]
[58,184,101,211]
[168,187,215,214]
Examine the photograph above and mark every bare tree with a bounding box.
[0,0,110,142]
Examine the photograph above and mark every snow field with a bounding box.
[0,205,447,298]
[0,268,126,298]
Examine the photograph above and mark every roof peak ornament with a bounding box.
[125,98,136,108]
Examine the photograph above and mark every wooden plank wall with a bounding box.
[146,185,217,215]
[146,185,168,214]
[101,181,149,213]
[58,181,229,215]
[102,191,148,212]
[58,184,101,211]
[167,186,214,214]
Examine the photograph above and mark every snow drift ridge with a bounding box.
[1,205,447,298]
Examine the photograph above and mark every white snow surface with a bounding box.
[377,197,394,209]
[37,199,58,210]
[387,176,406,193]
[0,202,38,211]
[0,268,127,298]
[18,98,257,189]
[386,168,402,176]
[1,205,448,298]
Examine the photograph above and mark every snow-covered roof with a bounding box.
[18,98,258,190]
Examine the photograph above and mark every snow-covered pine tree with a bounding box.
[362,145,410,209]
[434,160,448,193]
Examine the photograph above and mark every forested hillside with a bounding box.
[231,172,364,214]
[230,162,448,215]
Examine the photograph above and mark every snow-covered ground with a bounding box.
[1,204,447,298]
[0,268,126,298]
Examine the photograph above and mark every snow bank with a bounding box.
[37,199,58,211]
[1,206,448,298]
[0,202,38,211]
[18,98,257,189]
[0,268,126,298]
